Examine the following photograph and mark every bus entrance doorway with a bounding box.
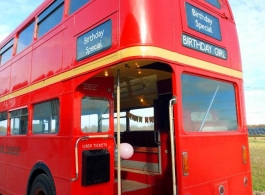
[109,61,176,195]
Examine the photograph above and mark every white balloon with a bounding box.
[120,143,134,159]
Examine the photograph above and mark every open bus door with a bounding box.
[105,62,178,195]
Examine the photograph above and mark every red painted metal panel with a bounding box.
[10,52,31,92]
[119,0,175,50]
[0,64,11,97]
[31,29,63,84]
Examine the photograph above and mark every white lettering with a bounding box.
[192,8,213,25]
[183,35,212,54]
[82,144,92,148]
[93,143,108,148]
[183,34,226,59]
[83,29,105,45]
[85,40,103,55]
[195,20,213,33]
[214,48,226,58]
[82,143,108,149]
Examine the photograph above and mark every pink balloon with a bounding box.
[120,143,134,159]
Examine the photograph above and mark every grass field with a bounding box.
[249,137,265,191]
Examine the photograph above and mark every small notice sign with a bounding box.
[77,20,112,61]
[185,3,221,40]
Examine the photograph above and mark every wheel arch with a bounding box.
[27,162,56,195]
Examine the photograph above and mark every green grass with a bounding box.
[249,137,265,191]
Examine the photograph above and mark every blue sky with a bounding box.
[0,0,264,124]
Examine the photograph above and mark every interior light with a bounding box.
[140,97,144,102]
[104,70,108,77]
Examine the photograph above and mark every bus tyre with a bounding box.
[30,174,55,195]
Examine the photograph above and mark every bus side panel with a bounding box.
[62,18,75,71]
[74,0,118,36]
[10,51,32,92]
[5,137,29,194]
[29,83,63,107]
[119,0,175,50]
[0,137,6,192]
[178,135,251,194]
[58,92,75,188]
[53,177,72,195]
[31,27,64,84]
[0,64,11,96]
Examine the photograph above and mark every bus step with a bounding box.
[122,180,152,193]
[115,179,153,194]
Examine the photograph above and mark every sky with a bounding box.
[0,0,264,125]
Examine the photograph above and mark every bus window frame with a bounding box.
[0,39,14,66]
[16,20,35,54]
[37,0,64,38]
[0,111,8,136]
[9,107,29,136]
[68,0,91,15]
[32,99,60,135]
[81,96,110,133]
[181,72,239,133]
[205,0,221,9]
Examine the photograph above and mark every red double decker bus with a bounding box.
[0,0,252,194]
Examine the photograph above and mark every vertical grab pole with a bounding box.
[169,96,177,195]
[117,70,121,195]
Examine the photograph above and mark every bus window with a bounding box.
[17,21,35,53]
[0,111,7,135]
[10,108,28,135]
[205,0,221,9]
[81,96,109,133]
[181,74,238,132]
[114,108,154,132]
[0,39,14,65]
[129,108,154,131]
[69,0,90,14]
[37,0,64,38]
[32,99,60,134]
[114,112,126,132]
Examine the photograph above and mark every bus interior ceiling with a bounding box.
[94,60,174,195]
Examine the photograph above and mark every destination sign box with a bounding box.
[185,3,221,40]
[77,20,112,61]
[182,34,227,59]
